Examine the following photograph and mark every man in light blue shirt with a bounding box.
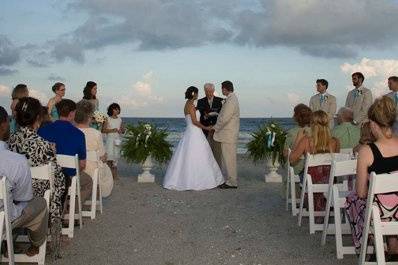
[386,76,398,135]
[0,106,48,256]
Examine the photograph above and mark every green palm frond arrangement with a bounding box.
[122,123,172,164]
[247,121,287,165]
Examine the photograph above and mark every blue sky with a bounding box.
[1,0,398,117]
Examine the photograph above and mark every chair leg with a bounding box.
[291,175,298,216]
[76,178,83,228]
[333,192,344,259]
[91,175,98,220]
[372,207,386,265]
[321,186,333,246]
[308,186,315,234]
[68,181,76,238]
[286,173,290,211]
[298,177,307,226]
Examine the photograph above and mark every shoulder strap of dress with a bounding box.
[368,143,383,160]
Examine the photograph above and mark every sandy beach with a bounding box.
[47,155,356,265]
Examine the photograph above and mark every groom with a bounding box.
[213,81,240,189]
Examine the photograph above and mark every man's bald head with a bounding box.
[337,107,354,124]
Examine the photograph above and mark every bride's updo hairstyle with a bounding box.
[185,86,198,100]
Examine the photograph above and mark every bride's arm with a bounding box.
[189,105,210,130]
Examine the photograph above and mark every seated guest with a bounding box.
[346,96,398,255]
[353,121,376,154]
[38,99,93,207]
[9,97,66,256]
[290,110,340,221]
[332,107,360,149]
[74,100,113,197]
[40,106,52,128]
[0,106,48,256]
[284,104,312,175]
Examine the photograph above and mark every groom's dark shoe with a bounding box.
[219,183,237,189]
[218,183,226,189]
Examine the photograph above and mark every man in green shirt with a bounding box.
[332,107,360,149]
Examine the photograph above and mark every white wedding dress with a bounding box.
[163,111,224,191]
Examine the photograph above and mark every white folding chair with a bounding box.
[285,149,302,216]
[56,154,83,238]
[340,148,354,156]
[298,153,350,234]
[82,151,103,220]
[321,159,357,259]
[359,172,398,265]
[0,177,15,265]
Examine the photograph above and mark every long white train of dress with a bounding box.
[163,112,224,191]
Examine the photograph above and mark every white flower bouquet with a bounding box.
[93,111,107,124]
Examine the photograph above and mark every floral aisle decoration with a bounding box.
[247,122,287,182]
[122,123,172,182]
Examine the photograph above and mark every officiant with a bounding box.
[197,83,223,166]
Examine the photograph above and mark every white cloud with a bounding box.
[116,71,163,111]
[29,88,49,105]
[340,58,398,97]
[287,92,302,107]
[0,84,10,97]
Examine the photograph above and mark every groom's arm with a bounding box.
[213,100,235,131]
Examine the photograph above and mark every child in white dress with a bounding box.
[102,103,124,179]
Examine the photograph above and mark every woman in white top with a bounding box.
[102,103,124,180]
[75,100,114,197]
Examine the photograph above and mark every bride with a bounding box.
[163,86,224,191]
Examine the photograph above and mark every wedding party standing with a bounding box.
[386,76,398,134]
[163,86,224,191]
[47,82,66,121]
[345,72,373,125]
[102,103,124,180]
[309,79,336,128]
[213,81,240,189]
[197,83,223,167]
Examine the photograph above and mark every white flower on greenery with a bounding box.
[270,124,276,128]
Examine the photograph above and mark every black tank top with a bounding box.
[368,143,398,174]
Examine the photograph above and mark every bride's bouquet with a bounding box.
[93,111,107,124]
[247,121,287,165]
[122,123,172,164]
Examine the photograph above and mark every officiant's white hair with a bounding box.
[204,83,215,91]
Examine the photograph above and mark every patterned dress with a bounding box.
[9,126,66,257]
[345,143,398,250]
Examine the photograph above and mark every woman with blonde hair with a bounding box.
[289,110,340,220]
[346,96,398,256]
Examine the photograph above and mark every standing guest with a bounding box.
[10,84,29,133]
[346,96,398,256]
[197,83,223,167]
[83,81,99,111]
[102,103,124,180]
[75,100,113,197]
[345,72,373,125]
[386,76,398,134]
[284,103,313,175]
[47,82,65,121]
[332,107,360,149]
[289,110,340,222]
[213,81,240,189]
[0,105,48,257]
[9,97,65,257]
[38,99,93,206]
[309,79,337,128]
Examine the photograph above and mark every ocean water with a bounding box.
[122,117,295,154]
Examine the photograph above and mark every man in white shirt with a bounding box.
[0,106,48,256]
[345,72,373,125]
[386,76,398,134]
[309,79,337,128]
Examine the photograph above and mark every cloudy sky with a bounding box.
[1,0,398,117]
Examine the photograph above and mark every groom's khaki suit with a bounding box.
[213,92,240,187]
[309,92,337,128]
